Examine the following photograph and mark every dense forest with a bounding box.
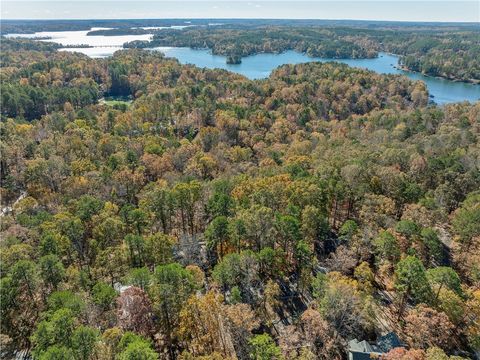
[383,31,480,82]
[1,37,480,360]
[125,27,377,59]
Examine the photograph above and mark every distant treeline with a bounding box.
[86,28,152,36]
[0,19,200,35]
[3,18,478,34]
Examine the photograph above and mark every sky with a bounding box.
[1,0,479,22]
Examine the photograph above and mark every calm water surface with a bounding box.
[5,27,154,58]
[5,27,153,47]
[5,29,480,104]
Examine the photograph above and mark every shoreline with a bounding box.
[392,60,479,85]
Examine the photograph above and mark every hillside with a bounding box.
[1,39,479,360]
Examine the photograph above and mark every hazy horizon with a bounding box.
[2,1,479,22]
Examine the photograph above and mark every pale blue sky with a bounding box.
[1,1,479,22]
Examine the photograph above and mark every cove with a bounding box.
[152,48,480,105]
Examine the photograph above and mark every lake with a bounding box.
[4,27,154,58]
[5,28,480,105]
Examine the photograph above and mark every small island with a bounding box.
[226,54,242,64]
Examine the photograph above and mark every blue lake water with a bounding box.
[154,48,480,105]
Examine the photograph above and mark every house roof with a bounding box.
[348,332,404,355]
[348,339,374,353]
[375,332,403,353]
